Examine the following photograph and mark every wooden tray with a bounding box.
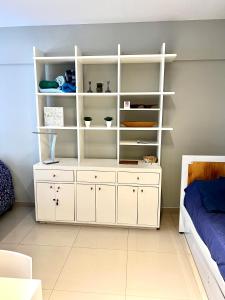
[130,104,156,108]
[119,160,138,165]
[122,121,157,127]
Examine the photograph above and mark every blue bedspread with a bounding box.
[0,160,15,215]
[184,183,225,280]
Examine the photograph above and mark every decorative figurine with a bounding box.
[105,81,111,93]
[96,82,103,93]
[87,81,93,93]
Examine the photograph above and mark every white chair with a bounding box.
[0,250,32,279]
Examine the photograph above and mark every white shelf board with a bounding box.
[165,54,177,62]
[34,158,161,170]
[120,54,176,64]
[77,93,118,97]
[37,93,76,97]
[120,140,159,146]
[119,127,173,131]
[77,56,118,64]
[38,126,77,130]
[120,92,175,96]
[34,56,75,64]
[80,126,117,130]
[78,159,161,170]
[120,108,160,111]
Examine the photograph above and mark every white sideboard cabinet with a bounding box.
[35,182,75,222]
[33,159,161,228]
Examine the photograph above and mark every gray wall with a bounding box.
[0,20,225,206]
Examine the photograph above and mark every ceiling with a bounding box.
[0,0,225,27]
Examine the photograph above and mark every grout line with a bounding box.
[14,211,36,248]
[51,225,82,291]
[45,289,53,300]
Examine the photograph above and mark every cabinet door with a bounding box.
[36,182,55,221]
[76,184,95,222]
[117,186,137,225]
[55,184,75,222]
[96,185,115,224]
[138,187,159,226]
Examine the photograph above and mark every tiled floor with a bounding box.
[0,206,207,300]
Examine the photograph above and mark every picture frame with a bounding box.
[44,107,64,127]
[124,100,130,109]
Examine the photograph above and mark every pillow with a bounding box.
[196,178,225,212]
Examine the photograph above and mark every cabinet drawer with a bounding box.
[77,170,116,183]
[34,170,74,182]
[118,171,159,185]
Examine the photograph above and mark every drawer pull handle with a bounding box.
[53,174,56,178]
[137,177,140,180]
[133,189,135,193]
[53,198,56,201]
[56,199,59,206]
[95,175,97,179]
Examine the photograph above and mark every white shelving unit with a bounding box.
[33,43,176,165]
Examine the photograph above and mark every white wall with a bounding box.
[0,20,225,206]
[0,64,38,203]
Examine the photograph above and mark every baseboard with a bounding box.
[14,202,35,207]
[162,207,179,214]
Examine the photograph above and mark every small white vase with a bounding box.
[106,121,112,127]
[85,121,91,127]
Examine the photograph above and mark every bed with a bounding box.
[0,160,15,215]
[179,155,225,300]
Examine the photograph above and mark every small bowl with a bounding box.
[143,156,158,164]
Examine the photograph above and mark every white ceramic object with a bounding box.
[106,121,112,127]
[0,250,32,279]
[85,121,91,127]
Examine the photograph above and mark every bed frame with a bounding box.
[179,155,225,300]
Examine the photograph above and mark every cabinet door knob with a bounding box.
[53,198,56,201]
[53,174,56,177]
[133,189,136,193]
[50,186,53,189]
[56,199,59,206]
[137,177,140,180]
[91,187,93,191]
[99,187,101,191]
[94,175,97,179]
[141,189,143,193]
[57,186,60,190]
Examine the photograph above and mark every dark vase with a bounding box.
[96,82,103,93]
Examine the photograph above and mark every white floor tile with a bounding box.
[55,248,127,294]
[50,291,125,300]
[43,290,52,300]
[126,297,186,300]
[21,224,80,246]
[0,207,207,300]
[17,245,70,289]
[128,227,188,254]
[126,251,202,299]
[0,242,19,251]
[74,226,128,250]
[0,213,35,244]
